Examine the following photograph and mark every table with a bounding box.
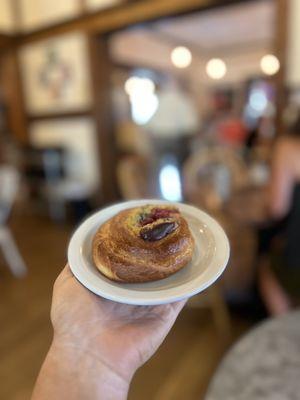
[205,311,300,400]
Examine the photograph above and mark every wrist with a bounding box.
[37,339,131,400]
[52,330,139,383]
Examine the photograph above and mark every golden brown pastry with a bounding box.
[92,204,195,283]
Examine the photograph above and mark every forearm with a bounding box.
[32,341,131,400]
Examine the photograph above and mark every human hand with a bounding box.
[51,266,186,382]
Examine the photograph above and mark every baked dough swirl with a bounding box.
[92,205,195,283]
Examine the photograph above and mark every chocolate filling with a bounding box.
[140,222,178,241]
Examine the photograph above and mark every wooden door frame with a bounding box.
[88,34,119,203]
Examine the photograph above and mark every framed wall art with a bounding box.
[19,32,92,115]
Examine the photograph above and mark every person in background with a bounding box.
[259,111,300,315]
[244,115,275,164]
[202,90,247,149]
[32,266,185,399]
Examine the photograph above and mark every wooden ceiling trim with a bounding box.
[18,0,226,44]
[0,34,16,53]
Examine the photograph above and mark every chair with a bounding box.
[23,146,93,222]
[0,165,27,277]
[117,155,158,199]
[183,147,256,301]
[182,147,241,337]
[183,146,249,211]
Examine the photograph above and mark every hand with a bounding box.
[51,266,186,382]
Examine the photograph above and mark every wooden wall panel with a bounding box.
[274,0,289,134]
[0,50,27,142]
[88,35,119,202]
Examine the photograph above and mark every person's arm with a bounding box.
[32,266,186,399]
[269,139,294,218]
[32,339,130,400]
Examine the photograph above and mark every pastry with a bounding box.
[92,204,195,283]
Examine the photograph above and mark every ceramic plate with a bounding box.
[68,199,230,305]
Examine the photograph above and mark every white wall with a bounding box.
[19,0,80,32]
[30,118,100,193]
[0,0,15,33]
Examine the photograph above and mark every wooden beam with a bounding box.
[27,110,92,122]
[88,35,119,204]
[0,33,13,40]
[18,0,228,45]
[0,34,15,53]
[274,0,288,135]
[0,50,28,143]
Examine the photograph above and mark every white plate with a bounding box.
[68,200,230,305]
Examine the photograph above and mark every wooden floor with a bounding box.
[0,207,252,400]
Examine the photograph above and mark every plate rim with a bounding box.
[68,199,230,305]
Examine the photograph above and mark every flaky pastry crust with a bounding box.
[92,205,195,283]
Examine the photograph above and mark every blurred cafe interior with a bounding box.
[1,0,300,398]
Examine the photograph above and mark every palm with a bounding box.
[51,267,185,377]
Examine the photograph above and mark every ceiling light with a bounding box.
[260,54,280,76]
[206,58,227,80]
[171,46,192,69]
